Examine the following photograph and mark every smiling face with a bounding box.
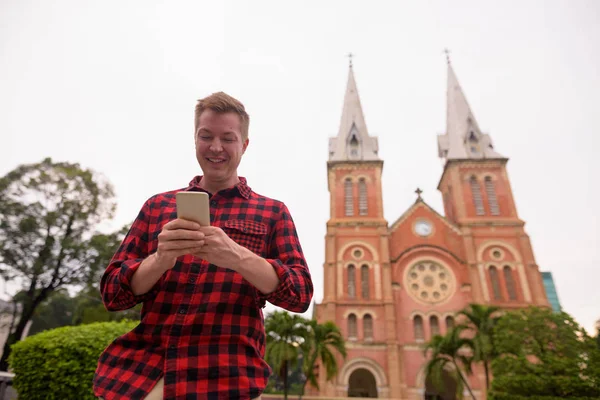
[195,109,249,194]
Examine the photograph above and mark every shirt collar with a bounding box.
[186,176,252,199]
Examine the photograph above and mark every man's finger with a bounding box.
[161,240,205,250]
[161,230,205,241]
[164,218,202,231]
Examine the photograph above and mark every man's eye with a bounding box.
[223,139,235,143]
[199,136,212,140]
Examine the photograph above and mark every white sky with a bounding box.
[1,0,599,334]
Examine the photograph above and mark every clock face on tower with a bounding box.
[414,219,433,237]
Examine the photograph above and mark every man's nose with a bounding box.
[209,137,223,152]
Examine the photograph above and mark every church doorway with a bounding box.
[424,369,457,400]
[348,368,378,398]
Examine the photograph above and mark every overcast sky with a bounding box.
[1,0,599,333]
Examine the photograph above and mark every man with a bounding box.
[93,92,313,400]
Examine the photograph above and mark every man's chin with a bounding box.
[202,171,229,182]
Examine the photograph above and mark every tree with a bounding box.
[596,319,600,351]
[0,158,117,370]
[265,311,309,400]
[300,320,346,398]
[80,225,130,291]
[423,326,476,400]
[70,224,137,326]
[71,286,141,326]
[490,306,600,399]
[457,303,501,391]
[26,289,76,336]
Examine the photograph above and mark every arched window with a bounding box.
[470,176,485,216]
[413,315,424,340]
[348,314,357,339]
[363,314,373,340]
[348,265,356,299]
[344,178,354,216]
[504,266,517,301]
[485,176,500,215]
[430,316,440,337]
[361,265,370,299]
[489,266,503,300]
[348,134,359,158]
[445,316,455,330]
[358,178,368,216]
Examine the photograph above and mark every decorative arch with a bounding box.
[340,174,357,183]
[442,312,457,320]
[342,309,378,319]
[408,311,425,321]
[338,241,379,262]
[477,241,522,262]
[408,310,444,320]
[415,363,478,399]
[339,357,388,388]
[359,309,378,319]
[462,172,491,182]
[477,241,531,303]
[343,261,374,270]
[355,173,373,183]
[485,263,517,271]
[482,173,499,181]
[343,309,358,319]
[415,362,456,388]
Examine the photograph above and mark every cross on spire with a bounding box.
[444,48,451,65]
[415,188,423,201]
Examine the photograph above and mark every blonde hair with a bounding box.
[194,92,250,140]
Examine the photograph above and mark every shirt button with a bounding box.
[169,344,176,350]
[242,227,247,233]
[178,307,187,315]
[211,200,217,206]
[188,277,194,283]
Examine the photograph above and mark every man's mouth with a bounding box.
[207,158,226,164]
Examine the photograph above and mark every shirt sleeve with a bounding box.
[100,199,162,311]
[259,203,313,313]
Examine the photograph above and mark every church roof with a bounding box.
[437,60,505,162]
[389,195,461,235]
[329,61,380,162]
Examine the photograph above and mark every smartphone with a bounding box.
[176,191,211,226]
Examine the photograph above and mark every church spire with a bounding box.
[329,57,379,162]
[438,55,504,161]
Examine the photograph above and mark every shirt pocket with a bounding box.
[222,219,268,256]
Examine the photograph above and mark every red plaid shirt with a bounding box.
[93,177,313,399]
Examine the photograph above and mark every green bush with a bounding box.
[490,395,599,400]
[9,319,138,400]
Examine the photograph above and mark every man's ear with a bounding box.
[242,138,249,153]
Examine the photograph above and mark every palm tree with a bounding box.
[457,304,501,391]
[300,320,347,398]
[423,326,476,400]
[265,311,309,400]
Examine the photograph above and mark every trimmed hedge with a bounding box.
[490,395,599,400]
[9,319,138,400]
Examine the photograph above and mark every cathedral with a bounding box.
[311,60,551,399]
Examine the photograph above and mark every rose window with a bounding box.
[405,261,455,304]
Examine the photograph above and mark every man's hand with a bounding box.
[193,226,243,269]
[194,226,281,294]
[155,219,206,270]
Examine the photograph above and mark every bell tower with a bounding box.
[436,59,549,307]
[327,58,384,223]
[316,60,404,399]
